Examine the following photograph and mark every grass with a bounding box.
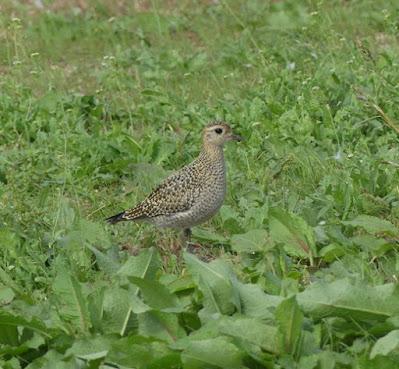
[1,0,399,368]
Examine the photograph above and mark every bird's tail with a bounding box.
[106,206,147,224]
[105,211,126,224]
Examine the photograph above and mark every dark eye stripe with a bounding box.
[215,128,223,134]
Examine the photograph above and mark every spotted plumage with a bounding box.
[106,122,242,239]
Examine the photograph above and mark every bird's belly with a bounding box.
[149,184,226,229]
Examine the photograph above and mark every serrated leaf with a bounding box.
[230,229,273,253]
[297,279,399,321]
[269,208,317,260]
[370,330,399,359]
[343,215,399,236]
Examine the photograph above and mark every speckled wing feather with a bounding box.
[122,163,202,221]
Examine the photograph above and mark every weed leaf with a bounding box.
[269,208,317,260]
[297,279,399,321]
[181,337,243,369]
[184,252,238,320]
[231,229,273,253]
[128,276,183,312]
[370,330,399,359]
[275,296,304,355]
[52,271,91,333]
[343,215,399,236]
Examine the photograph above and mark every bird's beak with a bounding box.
[229,134,243,142]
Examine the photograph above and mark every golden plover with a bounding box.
[106,122,242,242]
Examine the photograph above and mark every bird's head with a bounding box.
[202,122,242,147]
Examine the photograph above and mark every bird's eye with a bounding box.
[215,128,223,134]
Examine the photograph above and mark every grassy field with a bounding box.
[1,0,399,367]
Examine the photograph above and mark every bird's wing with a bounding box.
[123,166,201,220]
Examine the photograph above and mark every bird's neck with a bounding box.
[200,142,225,164]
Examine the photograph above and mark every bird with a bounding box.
[106,121,242,244]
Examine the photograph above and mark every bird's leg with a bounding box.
[182,228,192,245]
[183,228,203,254]
[182,228,198,253]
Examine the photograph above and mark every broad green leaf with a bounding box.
[115,248,161,335]
[218,316,280,354]
[52,270,91,333]
[138,311,186,343]
[102,287,132,335]
[298,354,319,369]
[107,335,180,368]
[230,229,273,253]
[117,247,161,280]
[86,245,120,275]
[130,293,152,314]
[78,219,111,249]
[276,296,304,354]
[0,325,18,346]
[107,335,153,368]
[357,354,399,369]
[236,282,282,320]
[352,234,395,256]
[343,215,399,236]
[219,205,243,233]
[269,208,317,260]
[0,309,52,339]
[25,350,77,369]
[319,243,347,262]
[184,252,238,320]
[0,328,45,357]
[314,351,353,369]
[65,335,112,360]
[181,337,243,369]
[0,286,15,305]
[297,279,399,321]
[160,274,196,293]
[370,330,399,359]
[192,228,227,243]
[87,286,105,332]
[128,276,183,312]
[172,321,221,350]
[0,266,33,303]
